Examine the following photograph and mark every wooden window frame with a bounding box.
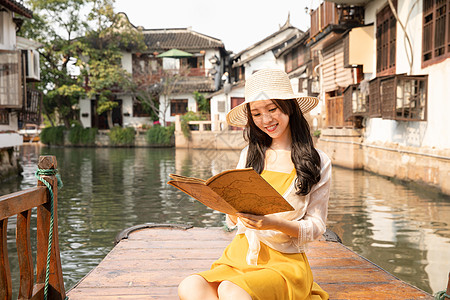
[133,100,151,117]
[343,83,369,121]
[380,74,428,121]
[0,50,23,109]
[0,110,9,124]
[376,1,397,76]
[422,0,450,67]
[170,99,188,116]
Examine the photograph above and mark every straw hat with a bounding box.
[226,69,319,127]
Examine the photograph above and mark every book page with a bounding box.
[167,180,237,215]
[206,169,294,215]
[169,174,206,184]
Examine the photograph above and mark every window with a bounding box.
[379,74,428,121]
[0,50,23,108]
[0,110,9,125]
[423,0,450,65]
[133,101,150,117]
[343,83,369,121]
[170,99,188,116]
[284,47,301,74]
[376,1,397,76]
[217,101,225,113]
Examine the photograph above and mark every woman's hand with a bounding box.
[236,213,281,231]
[237,213,300,237]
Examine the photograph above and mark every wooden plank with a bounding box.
[16,209,34,299]
[0,219,12,300]
[319,282,431,299]
[0,187,47,220]
[67,227,432,300]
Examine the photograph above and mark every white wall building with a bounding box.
[80,15,226,129]
[0,0,39,180]
[210,18,303,123]
[360,0,450,150]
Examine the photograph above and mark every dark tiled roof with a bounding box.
[172,77,216,93]
[0,0,32,18]
[143,28,224,51]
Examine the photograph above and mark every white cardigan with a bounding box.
[226,146,332,265]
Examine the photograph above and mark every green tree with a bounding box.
[193,91,209,113]
[19,0,145,128]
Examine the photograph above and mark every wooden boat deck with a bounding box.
[67,225,432,299]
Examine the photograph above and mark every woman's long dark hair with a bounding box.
[244,99,321,195]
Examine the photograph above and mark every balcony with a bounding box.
[310,2,364,40]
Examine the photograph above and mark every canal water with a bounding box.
[4,144,450,296]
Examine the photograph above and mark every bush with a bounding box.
[68,125,98,145]
[40,126,65,145]
[313,130,321,138]
[108,126,135,146]
[146,124,174,145]
[180,111,208,139]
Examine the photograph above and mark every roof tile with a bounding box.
[143,28,224,51]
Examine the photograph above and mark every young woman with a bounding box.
[178,69,331,300]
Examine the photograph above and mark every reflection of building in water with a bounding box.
[80,156,93,197]
[328,166,450,293]
[425,233,450,293]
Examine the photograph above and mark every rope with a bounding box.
[435,291,450,300]
[34,168,63,300]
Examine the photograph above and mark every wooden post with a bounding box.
[35,156,66,299]
[445,272,450,300]
[0,219,12,300]
[16,209,33,298]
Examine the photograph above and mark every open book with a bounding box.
[167,168,295,215]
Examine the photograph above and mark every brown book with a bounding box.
[167,168,295,215]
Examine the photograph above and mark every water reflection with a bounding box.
[3,145,450,296]
[328,167,450,294]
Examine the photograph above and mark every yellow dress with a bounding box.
[198,169,329,300]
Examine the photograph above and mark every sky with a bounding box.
[114,0,321,53]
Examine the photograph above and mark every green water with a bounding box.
[4,144,450,296]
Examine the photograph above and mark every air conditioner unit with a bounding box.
[24,49,40,82]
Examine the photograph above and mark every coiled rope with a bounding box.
[435,291,450,300]
[34,168,63,300]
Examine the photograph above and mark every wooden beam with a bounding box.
[0,187,47,220]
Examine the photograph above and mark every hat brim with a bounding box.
[226,96,319,127]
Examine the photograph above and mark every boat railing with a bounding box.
[0,156,65,300]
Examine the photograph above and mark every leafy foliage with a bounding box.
[108,126,135,146]
[193,91,210,113]
[19,0,146,128]
[180,111,208,139]
[146,124,174,145]
[68,125,98,145]
[313,130,321,137]
[40,126,65,145]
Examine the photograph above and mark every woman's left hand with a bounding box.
[237,213,282,230]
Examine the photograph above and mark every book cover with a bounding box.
[167,168,294,215]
